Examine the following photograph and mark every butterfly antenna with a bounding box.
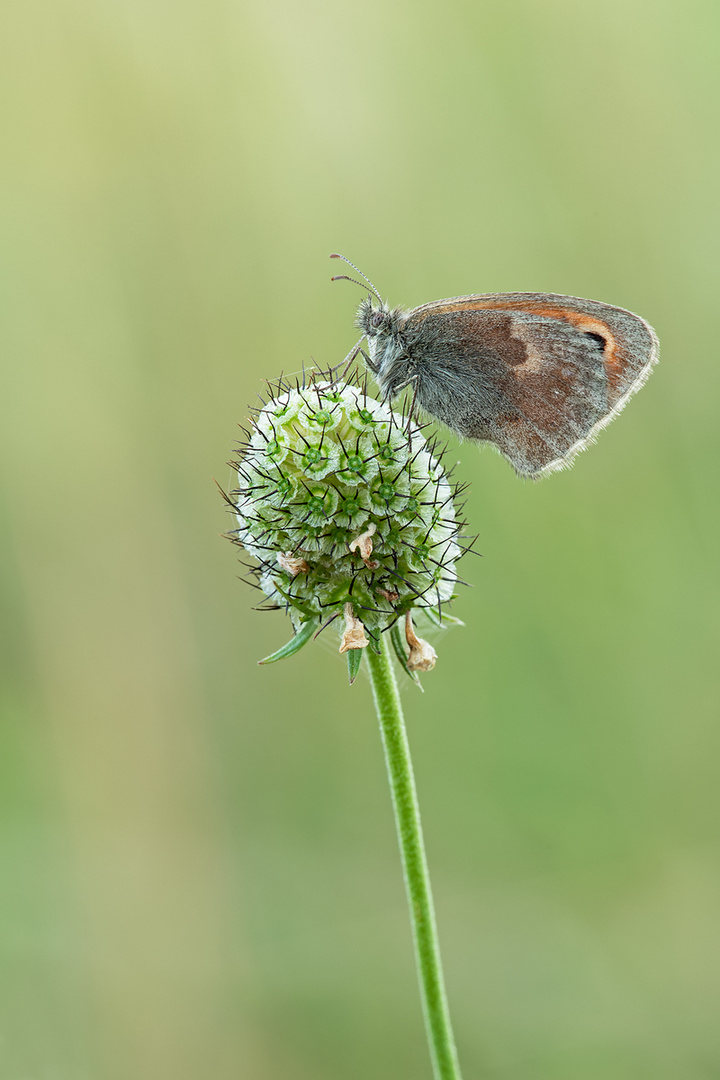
[329,254,382,304]
[331,273,379,295]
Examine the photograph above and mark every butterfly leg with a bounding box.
[360,348,378,373]
[404,377,420,434]
[332,335,372,382]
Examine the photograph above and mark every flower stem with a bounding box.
[365,634,463,1080]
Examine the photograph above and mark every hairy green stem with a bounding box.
[365,634,463,1080]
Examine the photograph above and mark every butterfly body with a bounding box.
[356,292,658,477]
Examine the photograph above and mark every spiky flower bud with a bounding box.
[227,369,469,673]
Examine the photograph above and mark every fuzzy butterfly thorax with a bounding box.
[356,297,415,401]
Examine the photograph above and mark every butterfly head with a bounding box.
[355,296,400,340]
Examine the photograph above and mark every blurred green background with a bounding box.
[1,0,718,1077]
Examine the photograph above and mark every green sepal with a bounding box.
[390,621,423,691]
[258,618,319,665]
[346,648,363,685]
[421,608,465,629]
[269,583,318,622]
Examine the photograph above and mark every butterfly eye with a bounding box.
[371,311,384,329]
[584,331,607,351]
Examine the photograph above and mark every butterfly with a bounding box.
[332,255,659,477]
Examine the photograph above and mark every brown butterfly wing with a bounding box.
[401,293,658,476]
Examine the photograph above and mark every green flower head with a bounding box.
[227,369,471,676]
